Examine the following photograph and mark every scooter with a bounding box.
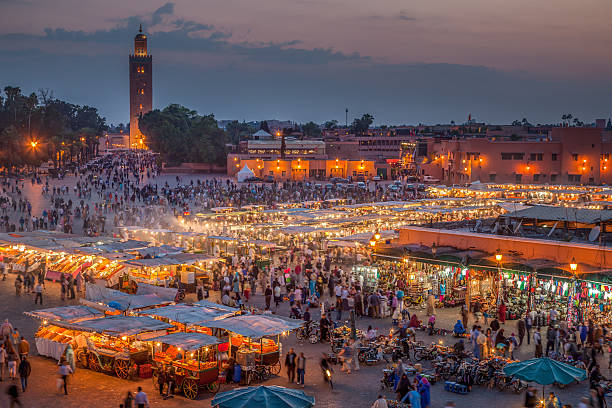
[322,366,334,389]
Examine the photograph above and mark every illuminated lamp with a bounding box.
[495,250,502,262]
[570,257,577,272]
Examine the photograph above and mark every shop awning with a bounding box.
[24,305,103,323]
[147,332,220,351]
[204,315,303,338]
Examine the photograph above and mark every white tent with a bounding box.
[236,165,256,182]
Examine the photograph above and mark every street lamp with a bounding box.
[569,257,577,273]
[374,231,381,241]
[431,242,437,258]
[495,251,502,263]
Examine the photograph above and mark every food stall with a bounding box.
[149,332,222,399]
[26,305,105,360]
[204,314,303,377]
[60,315,173,378]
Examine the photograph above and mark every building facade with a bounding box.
[128,25,152,148]
[420,128,612,185]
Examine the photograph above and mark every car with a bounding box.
[423,175,440,183]
[372,176,381,181]
[356,182,367,189]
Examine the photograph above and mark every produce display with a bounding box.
[230,336,278,353]
[36,326,74,344]
[87,333,141,354]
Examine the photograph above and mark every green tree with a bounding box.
[301,121,321,138]
[350,113,374,135]
[324,120,338,129]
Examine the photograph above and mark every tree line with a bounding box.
[0,86,106,171]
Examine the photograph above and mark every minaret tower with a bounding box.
[129,24,152,148]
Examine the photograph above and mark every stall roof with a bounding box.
[58,315,173,337]
[139,304,234,324]
[203,314,303,338]
[86,283,175,311]
[147,332,220,351]
[193,300,240,313]
[506,205,612,224]
[24,305,103,322]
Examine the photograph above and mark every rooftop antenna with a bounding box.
[345,108,348,128]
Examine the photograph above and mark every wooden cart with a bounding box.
[79,337,147,379]
[149,332,221,400]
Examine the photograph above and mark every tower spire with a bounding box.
[139,24,142,33]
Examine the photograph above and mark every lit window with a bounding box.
[139,104,142,110]
[140,89,144,95]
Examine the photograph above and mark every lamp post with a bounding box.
[495,250,503,305]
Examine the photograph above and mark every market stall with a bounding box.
[149,331,222,399]
[59,315,174,378]
[26,305,105,360]
[204,315,303,376]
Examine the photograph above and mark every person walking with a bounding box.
[285,348,297,383]
[0,343,6,381]
[34,282,43,305]
[134,386,149,408]
[533,327,542,357]
[123,391,134,408]
[7,350,18,380]
[18,357,30,392]
[58,359,73,395]
[17,338,29,360]
[265,285,272,310]
[6,384,21,408]
[518,318,526,347]
[296,352,306,387]
[524,386,538,407]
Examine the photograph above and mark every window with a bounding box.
[529,153,543,161]
[489,174,496,182]
[571,154,578,161]
[139,104,143,110]
[552,153,558,161]
[501,153,524,160]
[568,174,581,182]
[533,174,540,182]
[140,89,144,95]
[550,174,557,182]
[353,171,357,176]
[515,173,522,183]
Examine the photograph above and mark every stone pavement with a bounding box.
[0,275,609,408]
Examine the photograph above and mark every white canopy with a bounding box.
[236,165,256,182]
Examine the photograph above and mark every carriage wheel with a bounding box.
[88,353,100,372]
[76,350,88,368]
[114,359,130,379]
[270,361,281,375]
[182,378,199,400]
[206,381,220,394]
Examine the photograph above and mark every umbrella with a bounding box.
[502,357,587,385]
[211,385,315,408]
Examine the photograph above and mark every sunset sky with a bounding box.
[0,0,610,125]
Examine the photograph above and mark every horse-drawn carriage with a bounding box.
[149,332,222,399]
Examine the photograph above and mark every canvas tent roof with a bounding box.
[203,314,303,338]
[56,315,173,337]
[139,304,234,324]
[147,332,220,351]
[24,305,103,322]
[506,205,612,224]
[236,165,256,182]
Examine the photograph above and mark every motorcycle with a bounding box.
[296,322,320,344]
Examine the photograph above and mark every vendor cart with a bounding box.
[55,315,173,379]
[149,332,221,399]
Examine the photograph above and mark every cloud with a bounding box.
[397,11,416,21]
[0,2,367,66]
[152,2,174,25]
